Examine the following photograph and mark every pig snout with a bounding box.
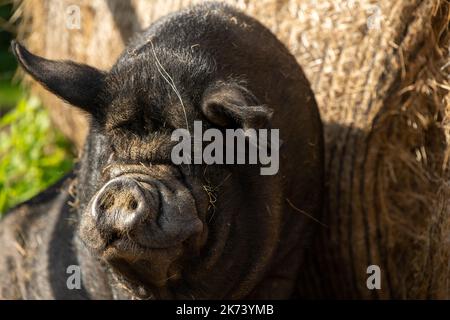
[89,175,203,250]
[92,177,156,232]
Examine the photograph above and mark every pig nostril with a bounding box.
[128,199,138,211]
[98,192,115,212]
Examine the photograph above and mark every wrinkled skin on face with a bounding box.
[0,3,324,299]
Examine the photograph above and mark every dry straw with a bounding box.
[13,0,450,298]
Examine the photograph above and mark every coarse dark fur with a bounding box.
[0,2,324,299]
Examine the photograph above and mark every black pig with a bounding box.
[0,2,323,299]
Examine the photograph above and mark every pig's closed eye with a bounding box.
[110,119,150,136]
[112,116,166,135]
[123,120,146,133]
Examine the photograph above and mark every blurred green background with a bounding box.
[0,1,74,215]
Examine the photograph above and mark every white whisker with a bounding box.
[150,39,190,132]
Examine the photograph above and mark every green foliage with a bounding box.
[0,2,73,214]
[0,96,74,214]
[0,78,22,111]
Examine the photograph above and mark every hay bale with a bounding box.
[13,0,450,298]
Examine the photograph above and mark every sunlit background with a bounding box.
[0,1,74,214]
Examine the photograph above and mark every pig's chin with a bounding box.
[78,216,185,292]
[80,222,187,294]
[102,244,184,294]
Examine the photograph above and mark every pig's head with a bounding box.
[12,41,285,299]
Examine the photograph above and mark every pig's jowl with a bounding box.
[0,2,324,299]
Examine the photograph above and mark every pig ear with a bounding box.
[11,41,105,113]
[201,84,273,129]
